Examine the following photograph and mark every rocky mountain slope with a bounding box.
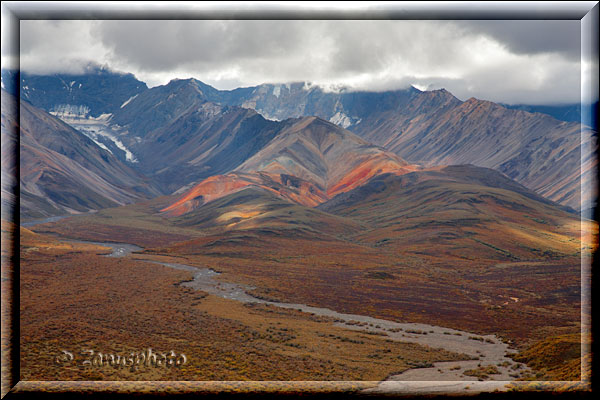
[161,116,417,216]
[350,94,594,212]
[2,90,160,220]
[109,79,287,192]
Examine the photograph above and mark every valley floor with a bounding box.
[18,226,469,383]
[9,211,594,393]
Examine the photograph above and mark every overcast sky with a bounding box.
[13,19,583,104]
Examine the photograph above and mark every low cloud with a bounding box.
[19,20,109,75]
[17,19,582,105]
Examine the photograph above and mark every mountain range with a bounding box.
[193,80,594,212]
[3,68,595,221]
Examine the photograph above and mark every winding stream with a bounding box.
[52,235,529,391]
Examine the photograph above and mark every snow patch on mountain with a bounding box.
[83,132,113,154]
[120,94,138,108]
[302,82,315,91]
[255,108,281,122]
[110,137,137,162]
[329,111,355,129]
[272,85,281,98]
[96,113,113,121]
[51,111,138,163]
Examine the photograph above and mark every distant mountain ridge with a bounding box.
[108,79,287,192]
[501,103,582,124]
[11,70,596,211]
[353,94,595,211]
[8,66,147,118]
[11,68,588,125]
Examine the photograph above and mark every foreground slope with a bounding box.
[2,90,160,220]
[169,186,362,238]
[319,165,582,259]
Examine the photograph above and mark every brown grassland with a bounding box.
[31,212,596,382]
[18,226,470,382]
